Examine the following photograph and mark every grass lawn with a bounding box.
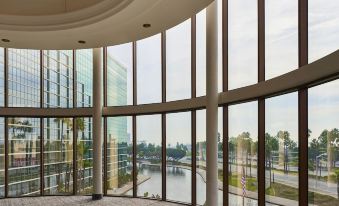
[229,174,257,192]
[266,182,298,201]
[266,182,339,206]
[308,191,339,206]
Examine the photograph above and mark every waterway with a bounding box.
[134,164,259,206]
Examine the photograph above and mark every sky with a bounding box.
[103,0,339,146]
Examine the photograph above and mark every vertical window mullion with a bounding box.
[103,47,108,196]
[161,31,167,201]
[298,0,308,204]
[222,0,228,205]
[40,50,44,196]
[258,0,265,205]
[72,50,77,194]
[4,48,8,198]
[191,14,197,206]
[132,42,137,198]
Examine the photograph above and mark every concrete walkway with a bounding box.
[0,196,183,206]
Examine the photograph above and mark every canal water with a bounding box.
[134,164,258,206]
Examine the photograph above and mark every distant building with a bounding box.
[106,53,128,193]
[4,49,128,196]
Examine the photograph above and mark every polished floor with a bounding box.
[0,196,183,206]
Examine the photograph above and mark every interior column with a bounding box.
[92,48,103,200]
[206,1,218,206]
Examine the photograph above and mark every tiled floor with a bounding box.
[0,196,183,206]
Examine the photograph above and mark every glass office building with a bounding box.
[0,48,129,197]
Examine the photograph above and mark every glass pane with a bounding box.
[196,110,206,205]
[308,80,339,205]
[196,9,206,97]
[265,93,299,205]
[166,112,191,203]
[137,34,161,105]
[0,118,4,197]
[218,108,224,205]
[228,0,258,90]
[196,108,224,206]
[228,102,258,205]
[136,115,162,198]
[309,0,339,62]
[8,118,40,197]
[76,49,93,107]
[196,0,223,96]
[76,117,93,194]
[106,116,133,196]
[8,49,41,107]
[107,43,133,106]
[44,118,73,195]
[166,19,191,101]
[265,0,298,80]
[217,0,223,93]
[43,50,73,108]
[0,48,4,106]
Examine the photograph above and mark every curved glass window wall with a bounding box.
[0,1,338,205]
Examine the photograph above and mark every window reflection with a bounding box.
[8,49,40,107]
[0,118,4,197]
[228,102,258,205]
[43,50,73,108]
[196,9,206,97]
[0,48,4,106]
[76,117,93,194]
[228,0,257,90]
[44,118,73,195]
[196,109,223,205]
[309,0,339,62]
[265,93,299,205]
[8,118,40,197]
[196,0,223,96]
[76,49,93,108]
[107,44,133,106]
[166,112,191,203]
[166,20,191,101]
[136,115,162,198]
[308,80,339,205]
[106,117,133,196]
[137,34,161,105]
[265,0,298,80]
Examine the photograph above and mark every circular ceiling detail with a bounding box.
[0,0,213,50]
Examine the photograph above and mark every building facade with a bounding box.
[0,48,128,197]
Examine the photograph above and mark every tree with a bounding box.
[327,129,339,182]
[166,148,186,162]
[53,118,72,192]
[8,118,21,166]
[18,120,33,165]
[73,118,86,193]
[265,133,278,185]
[276,131,296,173]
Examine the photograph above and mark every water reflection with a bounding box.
[136,165,224,205]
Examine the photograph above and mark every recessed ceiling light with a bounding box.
[143,23,151,28]
[78,40,86,44]
[1,39,10,43]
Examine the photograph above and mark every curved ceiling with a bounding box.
[0,0,213,50]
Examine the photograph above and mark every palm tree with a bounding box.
[53,117,72,193]
[69,118,85,193]
[8,118,21,167]
[327,129,339,183]
[18,120,33,165]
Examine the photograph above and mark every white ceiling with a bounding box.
[0,0,213,50]
[0,0,106,16]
